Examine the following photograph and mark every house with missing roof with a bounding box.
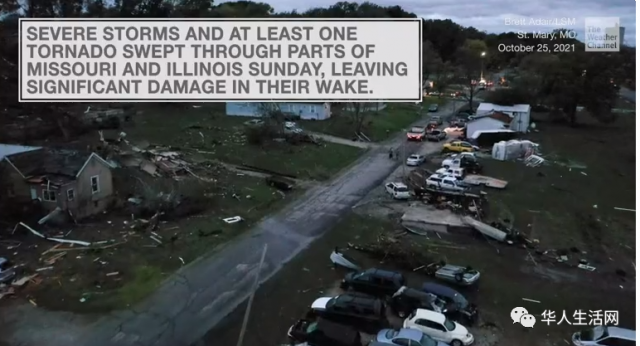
[0,144,114,220]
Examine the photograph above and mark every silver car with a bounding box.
[406,154,426,166]
[572,326,635,346]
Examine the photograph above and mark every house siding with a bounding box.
[466,118,508,139]
[74,156,114,218]
[226,102,331,120]
[1,160,30,201]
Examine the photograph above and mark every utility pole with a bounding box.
[236,244,268,346]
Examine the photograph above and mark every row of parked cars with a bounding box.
[287,268,479,346]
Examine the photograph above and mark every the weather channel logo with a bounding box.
[585,17,621,52]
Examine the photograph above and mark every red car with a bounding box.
[407,126,426,141]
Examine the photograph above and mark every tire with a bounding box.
[452,340,463,346]
[398,310,408,318]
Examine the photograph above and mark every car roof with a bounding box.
[607,327,636,339]
[365,268,403,279]
[397,328,424,341]
[415,309,446,323]
[422,282,462,298]
[390,182,408,187]
[334,293,379,307]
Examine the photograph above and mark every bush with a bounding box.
[244,124,280,145]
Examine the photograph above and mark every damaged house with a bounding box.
[1,145,114,220]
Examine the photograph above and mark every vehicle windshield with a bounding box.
[385,330,398,339]
[409,155,420,160]
[325,297,338,309]
[443,319,456,331]
[420,335,438,346]
[410,127,424,133]
[395,186,409,192]
[592,326,608,340]
[430,130,441,135]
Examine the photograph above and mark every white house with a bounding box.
[474,103,531,133]
[226,102,331,120]
[466,112,514,139]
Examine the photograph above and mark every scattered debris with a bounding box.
[614,207,635,212]
[524,155,544,167]
[577,264,596,271]
[106,272,119,277]
[223,216,243,224]
[12,274,38,287]
[36,266,54,272]
[463,217,507,242]
[330,247,360,271]
[18,222,91,246]
[522,298,541,303]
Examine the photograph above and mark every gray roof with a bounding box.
[0,144,40,160]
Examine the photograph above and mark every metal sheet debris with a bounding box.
[330,248,360,271]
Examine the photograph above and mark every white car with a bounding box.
[425,174,469,192]
[385,182,412,200]
[435,167,465,179]
[442,152,477,168]
[404,309,474,346]
[406,154,426,166]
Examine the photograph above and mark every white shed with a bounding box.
[475,103,531,132]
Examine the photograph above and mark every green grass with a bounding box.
[301,100,446,142]
[123,105,364,180]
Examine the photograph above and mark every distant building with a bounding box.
[226,102,332,120]
[471,103,532,135]
[1,146,114,219]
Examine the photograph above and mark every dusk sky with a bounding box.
[265,0,636,45]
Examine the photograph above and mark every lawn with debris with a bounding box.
[122,104,365,180]
[301,101,447,142]
[2,166,301,313]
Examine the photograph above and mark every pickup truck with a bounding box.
[425,174,470,192]
[442,153,482,173]
[425,129,447,142]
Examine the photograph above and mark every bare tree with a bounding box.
[344,102,371,134]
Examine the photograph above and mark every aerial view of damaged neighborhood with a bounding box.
[0,1,637,346]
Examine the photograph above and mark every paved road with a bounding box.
[4,106,451,346]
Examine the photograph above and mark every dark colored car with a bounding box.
[428,104,439,112]
[390,286,443,318]
[425,129,447,142]
[310,293,389,333]
[341,268,406,297]
[287,318,362,346]
[422,282,478,324]
[426,121,438,130]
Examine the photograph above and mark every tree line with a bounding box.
[0,0,635,125]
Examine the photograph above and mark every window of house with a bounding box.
[67,189,75,201]
[43,190,57,202]
[91,176,100,193]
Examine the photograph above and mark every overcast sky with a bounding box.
[266,0,636,45]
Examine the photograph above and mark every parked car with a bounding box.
[406,154,426,166]
[442,154,482,173]
[390,286,446,318]
[422,282,478,324]
[435,167,465,179]
[407,126,427,141]
[449,119,467,129]
[425,130,447,142]
[0,258,16,283]
[377,328,447,346]
[385,182,412,200]
[341,268,406,297]
[442,141,478,153]
[403,309,474,346]
[425,174,470,192]
[571,326,636,346]
[287,318,362,346]
[424,263,481,286]
[426,121,439,130]
[428,104,439,112]
[430,115,443,124]
[265,175,295,191]
[310,293,388,333]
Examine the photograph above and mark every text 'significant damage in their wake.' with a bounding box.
[19,19,422,102]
